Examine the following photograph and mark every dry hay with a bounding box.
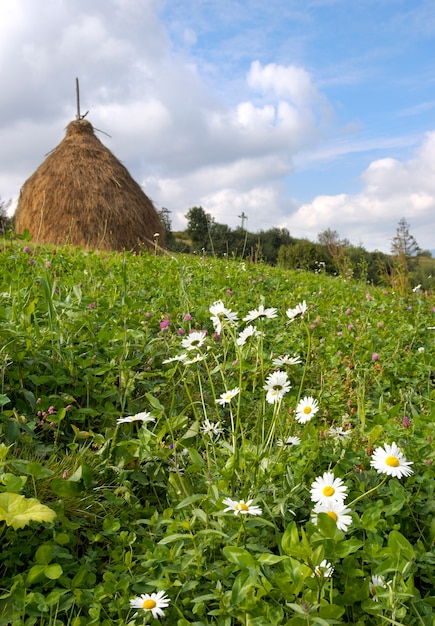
[15,119,164,251]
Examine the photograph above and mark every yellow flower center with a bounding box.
[323,486,335,497]
[235,502,249,511]
[143,599,157,610]
[327,511,338,521]
[303,406,312,414]
[386,455,400,467]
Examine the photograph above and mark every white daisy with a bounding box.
[201,418,223,438]
[370,442,414,478]
[209,300,239,334]
[236,325,263,346]
[181,331,207,351]
[117,412,155,425]
[328,426,352,440]
[310,471,348,506]
[312,559,334,577]
[272,354,302,366]
[216,387,240,405]
[162,353,188,364]
[182,354,206,365]
[263,370,291,404]
[222,497,262,516]
[243,304,278,322]
[369,574,391,601]
[130,590,170,618]
[312,500,352,532]
[286,300,308,322]
[277,436,301,447]
[295,396,319,424]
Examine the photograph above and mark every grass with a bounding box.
[0,240,434,625]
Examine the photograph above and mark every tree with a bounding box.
[391,218,420,257]
[0,196,12,234]
[317,228,349,248]
[186,206,215,250]
[157,207,175,246]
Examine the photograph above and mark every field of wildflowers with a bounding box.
[0,240,434,625]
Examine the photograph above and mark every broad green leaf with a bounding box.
[44,563,63,580]
[1,473,27,493]
[0,394,10,408]
[26,462,54,479]
[231,570,255,604]
[335,539,363,558]
[0,493,56,529]
[388,530,415,561]
[50,479,82,497]
[35,544,53,565]
[257,553,287,565]
[223,546,256,569]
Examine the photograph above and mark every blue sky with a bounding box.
[1,0,435,251]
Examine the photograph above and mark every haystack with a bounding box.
[15,119,164,251]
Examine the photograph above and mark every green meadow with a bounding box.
[0,240,434,625]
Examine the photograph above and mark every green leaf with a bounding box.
[1,473,27,493]
[145,393,165,412]
[26,462,54,479]
[257,553,287,565]
[35,544,53,565]
[176,493,207,509]
[44,563,63,580]
[231,570,255,604]
[223,546,256,569]
[0,394,11,408]
[26,564,46,584]
[335,539,363,558]
[4,420,20,443]
[158,533,193,545]
[50,479,82,497]
[0,493,56,529]
[388,530,415,561]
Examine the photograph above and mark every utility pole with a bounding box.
[238,211,248,230]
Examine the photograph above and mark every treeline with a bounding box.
[159,207,434,290]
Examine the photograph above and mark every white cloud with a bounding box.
[247,61,318,106]
[288,131,435,252]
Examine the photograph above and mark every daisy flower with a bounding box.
[370,442,414,478]
[117,412,155,425]
[182,354,206,365]
[286,300,307,322]
[201,418,223,438]
[263,370,291,404]
[236,325,263,346]
[243,304,277,322]
[216,387,240,405]
[181,330,207,351]
[295,396,319,423]
[310,471,348,506]
[312,500,352,532]
[130,590,170,618]
[162,353,188,364]
[209,300,239,334]
[369,574,391,601]
[277,436,301,447]
[222,497,262,516]
[312,559,334,577]
[328,426,352,440]
[272,354,302,366]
